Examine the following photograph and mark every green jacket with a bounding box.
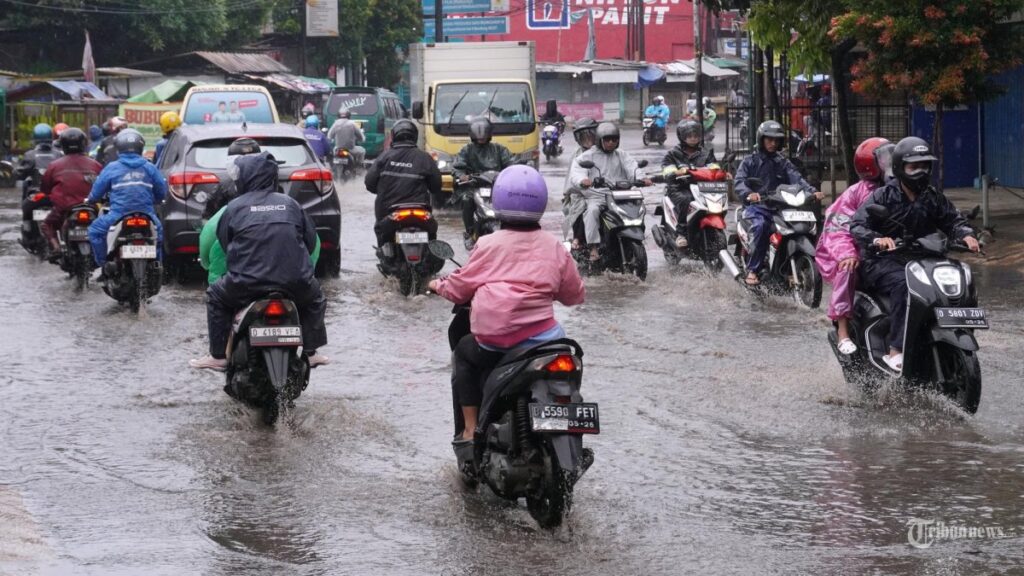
[199,206,321,284]
[451,142,515,180]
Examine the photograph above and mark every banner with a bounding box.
[118,102,180,150]
[536,101,605,121]
[306,0,339,37]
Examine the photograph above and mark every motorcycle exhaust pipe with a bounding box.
[719,249,742,279]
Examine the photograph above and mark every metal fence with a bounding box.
[6,101,119,154]
[724,104,911,187]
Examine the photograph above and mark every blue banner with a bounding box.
[423,16,508,39]
[422,0,494,16]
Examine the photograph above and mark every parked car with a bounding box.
[155,123,341,279]
[323,87,407,159]
[180,85,279,125]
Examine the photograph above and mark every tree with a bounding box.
[364,0,421,88]
[831,0,1024,188]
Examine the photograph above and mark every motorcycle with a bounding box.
[375,204,448,296]
[569,159,651,280]
[829,209,986,413]
[719,180,823,307]
[100,212,162,314]
[331,148,357,182]
[455,170,500,245]
[56,203,98,290]
[651,163,730,270]
[641,116,667,147]
[225,293,311,425]
[436,242,597,529]
[541,123,563,161]
[19,190,51,257]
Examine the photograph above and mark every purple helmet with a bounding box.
[492,165,548,224]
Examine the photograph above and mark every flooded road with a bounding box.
[2,131,1023,575]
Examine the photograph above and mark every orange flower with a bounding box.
[924,6,946,19]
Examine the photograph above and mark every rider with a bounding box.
[87,129,167,281]
[153,111,182,166]
[428,165,585,469]
[850,137,979,372]
[569,122,653,262]
[661,119,719,248]
[539,99,566,132]
[562,118,598,248]
[17,123,62,250]
[189,152,329,371]
[365,119,442,252]
[645,95,670,133]
[814,137,894,355]
[87,125,104,156]
[302,114,331,163]
[452,118,515,250]
[326,109,366,167]
[699,97,717,136]
[39,128,103,259]
[297,102,316,128]
[97,116,128,166]
[734,120,822,286]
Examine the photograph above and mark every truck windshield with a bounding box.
[433,83,534,134]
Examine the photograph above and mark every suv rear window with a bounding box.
[327,92,379,115]
[183,91,274,124]
[189,138,313,170]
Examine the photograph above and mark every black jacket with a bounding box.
[98,135,119,166]
[17,144,62,185]
[365,142,442,220]
[661,145,717,196]
[216,153,318,289]
[851,180,972,262]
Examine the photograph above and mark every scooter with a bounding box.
[436,241,597,529]
[332,148,357,182]
[829,207,987,414]
[541,123,563,161]
[55,203,98,290]
[375,204,447,296]
[225,294,311,425]
[455,170,501,245]
[651,163,730,270]
[19,190,51,257]
[569,159,652,280]
[100,212,162,314]
[720,180,822,307]
[642,116,667,147]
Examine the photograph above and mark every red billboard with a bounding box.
[459,0,695,63]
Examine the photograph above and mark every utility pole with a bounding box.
[694,0,704,140]
[638,0,645,61]
[435,0,444,42]
[299,0,307,75]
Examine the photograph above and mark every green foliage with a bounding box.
[831,0,1024,106]
[746,0,845,76]
[364,0,421,87]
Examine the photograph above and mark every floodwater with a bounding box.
[1,130,1022,575]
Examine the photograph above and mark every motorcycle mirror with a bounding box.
[428,239,455,261]
[577,159,595,170]
[637,159,649,168]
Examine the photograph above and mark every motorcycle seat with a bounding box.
[495,337,583,367]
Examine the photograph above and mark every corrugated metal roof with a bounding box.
[194,51,289,74]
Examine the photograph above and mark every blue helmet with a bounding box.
[305,114,320,129]
[33,123,53,143]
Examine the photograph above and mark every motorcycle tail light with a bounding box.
[392,208,431,221]
[31,192,45,202]
[75,211,92,223]
[337,149,350,157]
[770,232,782,247]
[545,355,577,373]
[125,216,150,228]
[264,300,287,318]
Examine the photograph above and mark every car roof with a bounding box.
[328,86,398,97]
[174,122,306,144]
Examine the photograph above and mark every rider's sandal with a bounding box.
[837,338,857,355]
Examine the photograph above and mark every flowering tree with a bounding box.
[831,1,1024,187]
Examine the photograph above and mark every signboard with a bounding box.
[306,0,339,37]
[423,0,500,15]
[423,16,509,39]
[536,101,605,121]
[118,102,180,151]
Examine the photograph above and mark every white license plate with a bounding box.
[935,307,989,329]
[33,210,50,221]
[120,244,156,259]
[396,231,429,244]
[529,402,600,434]
[782,210,816,222]
[477,187,492,198]
[67,228,89,240]
[643,119,653,127]
[249,325,302,346]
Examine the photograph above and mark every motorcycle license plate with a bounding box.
[396,231,429,244]
[697,182,729,192]
[249,325,302,346]
[33,210,50,221]
[477,187,492,198]
[782,210,816,222]
[529,403,600,434]
[935,307,989,329]
[120,244,156,259]
[67,228,89,241]
[643,119,653,127]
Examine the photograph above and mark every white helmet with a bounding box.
[654,95,665,104]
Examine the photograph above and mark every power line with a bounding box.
[0,0,268,15]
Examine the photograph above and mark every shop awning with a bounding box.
[246,73,335,94]
[46,81,109,100]
[126,79,204,103]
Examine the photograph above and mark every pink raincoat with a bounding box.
[815,180,879,320]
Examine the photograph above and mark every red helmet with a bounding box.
[854,137,894,182]
[53,122,70,136]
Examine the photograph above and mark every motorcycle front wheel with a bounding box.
[791,252,822,309]
[937,344,982,414]
[701,228,727,271]
[642,131,651,147]
[622,238,648,281]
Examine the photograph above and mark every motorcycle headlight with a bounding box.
[908,262,931,286]
[932,266,962,297]
[484,208,495,218]
[437,160,448,170]
[781,190,805,206]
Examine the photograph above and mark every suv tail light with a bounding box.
[168,172,219,199]
[289,168,333,182]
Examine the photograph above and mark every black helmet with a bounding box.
[756,120,785,152]
[228,137,261,156]
[468,117,493,145]
[676,119,701,146]
[391,119,418,144]
[59,127,88,154]
[114,129,145,155]
[572,117,597,147]
[892,136,937,193]
[595,122,619,151]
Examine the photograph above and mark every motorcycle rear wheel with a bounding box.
[526,447,570,529]
[937,344,982,414]
[399,269,419,297]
